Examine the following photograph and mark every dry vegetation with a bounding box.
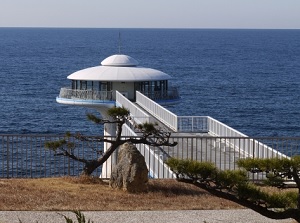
[0,177,243,211]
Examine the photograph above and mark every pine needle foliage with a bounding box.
[237,156,300,208]
[166,157,299,221]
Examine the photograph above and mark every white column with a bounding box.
[96,106,117,179]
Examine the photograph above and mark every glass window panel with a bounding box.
[81,81,87,90]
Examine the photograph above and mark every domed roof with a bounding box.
[67,54,171,82]
[101,54,139,67]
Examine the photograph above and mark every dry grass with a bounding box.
[259,185,297,195]
[0,177,243,211]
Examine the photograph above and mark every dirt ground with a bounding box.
[0,177,243,211]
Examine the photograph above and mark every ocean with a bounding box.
[0,28,300,137]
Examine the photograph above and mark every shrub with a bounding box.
[264,173,285,187]
[237,156,300,209]
[236,183,297,209]
[236,183,269,204]
[186,160,216,182]
[266,191,297,209]
[166,157,189,178]
[166,158,216,182]
[214,169,248,190]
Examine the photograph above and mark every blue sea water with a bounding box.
[0,28,300,137]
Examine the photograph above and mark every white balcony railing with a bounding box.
[58,87,113,101]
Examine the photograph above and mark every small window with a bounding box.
[72,80,76,90]
[81,81,87,90]
[87,81,93,90]
[93,81,100,91]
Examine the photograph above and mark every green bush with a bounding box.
[264,173,285,187]
[236,183,268,203]
[166,157,189,178]
[266,191,297,209]
[167,157,299,211]
[237,157,297,177]
[167,158,247,189]
[236,183,297,209]
[186,160,216,181]
[166,158,216,182]
[237,156,300,210]
[215,169,248,190]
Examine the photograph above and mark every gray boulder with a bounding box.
[109,142,148,193]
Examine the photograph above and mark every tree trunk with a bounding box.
[80,143,121,176]
[292,169,300,210]
[298,188,300,211]
[81,160,102,176]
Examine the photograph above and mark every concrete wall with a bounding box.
[112,82,135,100]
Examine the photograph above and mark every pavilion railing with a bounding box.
[58,87,113,101]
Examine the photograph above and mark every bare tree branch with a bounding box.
[45,107,177,176]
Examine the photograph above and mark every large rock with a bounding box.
[109,142,148,193]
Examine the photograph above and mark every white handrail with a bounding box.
[207,116,248,137]
[116,92,175,178]
[136,91,178,131]
[207,116,288,159]
[116,91,152,125]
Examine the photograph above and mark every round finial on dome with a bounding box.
[101,54,139,67]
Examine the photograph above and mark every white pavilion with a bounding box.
[56,53,180,177]
[57,54,179,113]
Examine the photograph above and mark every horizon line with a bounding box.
[0,26,300,30]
